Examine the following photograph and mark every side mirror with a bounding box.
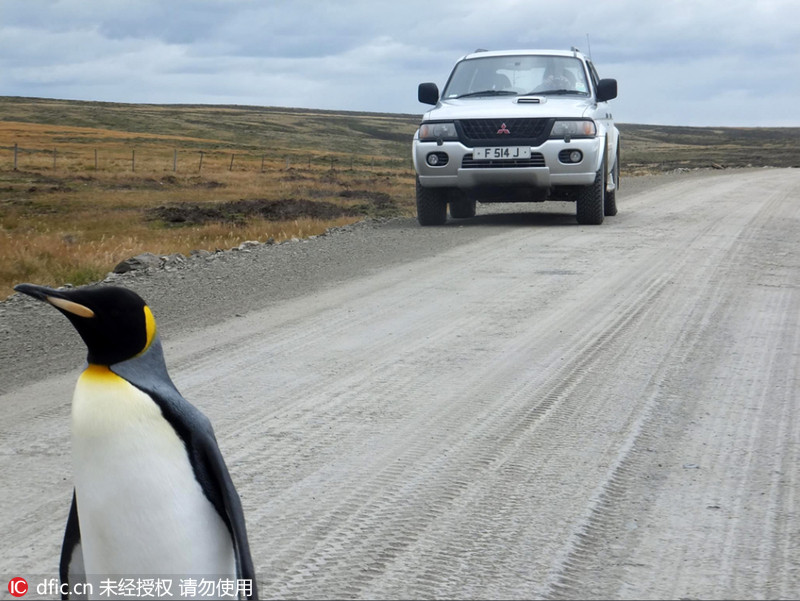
[596,79,617,102]
[418,83,440,105]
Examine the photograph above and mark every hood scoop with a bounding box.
[516,96,546,104]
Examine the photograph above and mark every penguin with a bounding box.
[14,283,257,600]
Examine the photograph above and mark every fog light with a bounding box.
[558,149,584,164]
[426,152,448,167]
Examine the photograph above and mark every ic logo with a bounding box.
[496,123,511,134]
[8,578,28,597]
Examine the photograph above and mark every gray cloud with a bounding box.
[1,0,799,125]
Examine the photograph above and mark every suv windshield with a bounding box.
[442,55,590,99]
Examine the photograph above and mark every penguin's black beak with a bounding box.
[14,283,95,319]
[13,283,53,301]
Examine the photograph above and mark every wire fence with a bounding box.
[4,143,413,174]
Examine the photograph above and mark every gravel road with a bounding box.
[1,169,799,599]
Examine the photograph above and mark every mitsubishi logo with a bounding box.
[496,123,511,134]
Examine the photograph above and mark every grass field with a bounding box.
[617,123,800,174]
[2,96,798,298]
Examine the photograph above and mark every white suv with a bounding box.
[413,48,619,225]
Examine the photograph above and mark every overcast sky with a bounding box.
[2,0,799,127]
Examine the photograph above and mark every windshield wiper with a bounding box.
[527,89,584,96]
[456,89,518,99]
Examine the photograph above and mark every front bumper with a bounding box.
[413,137,603,189]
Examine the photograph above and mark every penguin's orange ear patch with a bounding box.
[47,296,95,318]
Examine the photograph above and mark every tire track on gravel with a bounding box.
[544,170,800,600]
[180,172,790,599]
[169,231,680,597]
[206,175,775,598]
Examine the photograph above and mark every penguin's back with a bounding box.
[71,364,236,578]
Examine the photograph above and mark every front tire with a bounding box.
[416,177,448,226]
[576,167,605,225]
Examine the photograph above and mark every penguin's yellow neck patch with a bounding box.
[143,305,157,352]
[81,363,120,382]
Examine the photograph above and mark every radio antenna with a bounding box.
[586,34,593,59]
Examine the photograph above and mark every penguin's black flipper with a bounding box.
[59,490,85,600]
[198,435,258,601]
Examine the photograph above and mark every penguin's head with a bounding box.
[14,283,158,366]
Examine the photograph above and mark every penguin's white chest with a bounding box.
[71,365,235,578]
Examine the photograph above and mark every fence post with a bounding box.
[261,155,266,173]
[173,149,178,172]
[95,149,98,170]
[53,147,57,169]
[229,154,235,171]
[13,143,18,170]
[131,149,135,172]
[199,151,204,172]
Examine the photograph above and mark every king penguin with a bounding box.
[14,283,257,600]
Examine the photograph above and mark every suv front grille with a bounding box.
[459,118,551,145]
[462,153,546,168]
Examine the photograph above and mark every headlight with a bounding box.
[419,122,458,141]
[549,119,597,139]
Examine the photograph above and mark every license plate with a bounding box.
[474,146,531,160]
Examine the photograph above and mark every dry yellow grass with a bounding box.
[1,215,360,295]
[1,116,415,299]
